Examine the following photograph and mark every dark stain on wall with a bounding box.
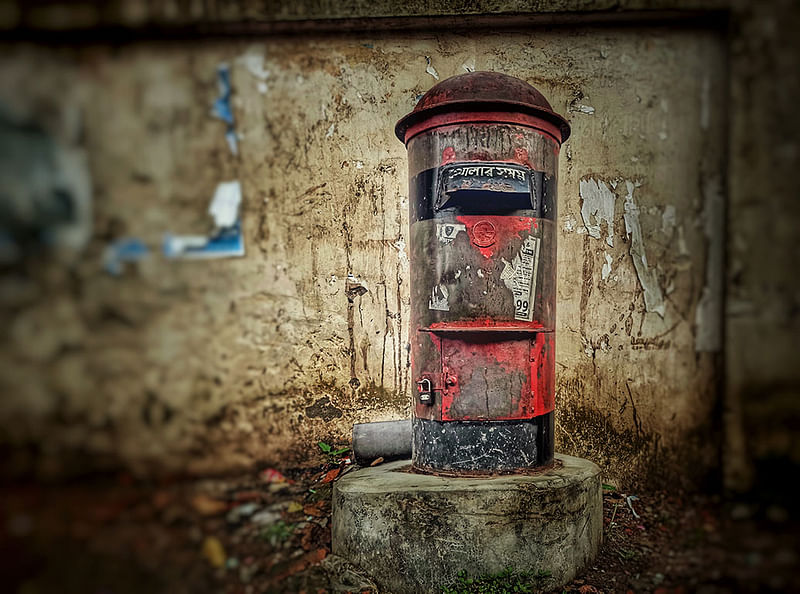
[305,396,344,422]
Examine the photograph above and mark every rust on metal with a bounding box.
[395,71,571,144]
[397,71,568,473]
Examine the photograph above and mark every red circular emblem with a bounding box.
[472,220,497,247]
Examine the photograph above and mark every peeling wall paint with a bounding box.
[579,178,616,247]
[0,0,791,495]
[0,28,728,488]
[601,252,613,281]
[623,180,666,317]
[661,205,676,233]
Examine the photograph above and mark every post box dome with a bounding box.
[395,71,571,144]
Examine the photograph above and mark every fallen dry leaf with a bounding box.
[303,501,328,517]
[298,523,315,550]
[233,490,264,502]
[190,494,228,516]
[321,468,341,483]
[370,457,384,467]
[275,548,327,581]
[202,536,226,568]
[301,523,331,550]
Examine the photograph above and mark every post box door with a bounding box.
[440,336,530,421]
[436,332,554,421]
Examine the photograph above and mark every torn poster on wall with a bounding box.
[165,63,244,259]
[163,180,245,259]
[163,222,244,259]
[102,63,246,274]
[211,64,238,156]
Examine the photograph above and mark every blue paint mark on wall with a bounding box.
[103,237,149,275]
[211,64,238,156]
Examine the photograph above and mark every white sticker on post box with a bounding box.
[436,223,466,245]
[500,236,540,322]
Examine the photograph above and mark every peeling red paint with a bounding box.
[399,72,567,471]
[531,332,555,416]
[436,333,554,421]
[426,320,544,331]
[514,147,531,168]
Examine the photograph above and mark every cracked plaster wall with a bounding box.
[0,27,730,488]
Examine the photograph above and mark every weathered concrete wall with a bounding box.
[0,26,728,486]
[723,0,800,492]
[0,0,730,31]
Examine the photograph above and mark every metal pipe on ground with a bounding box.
[352,419,411,465]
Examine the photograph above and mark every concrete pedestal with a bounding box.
[332,454,602,593]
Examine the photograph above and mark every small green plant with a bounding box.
[260,520,295,546]
[318,441,350,458]
[441,567,551,594]
[618,548,638,560]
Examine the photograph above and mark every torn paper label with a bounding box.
[425,56,439,80]
[212,64,234,125]
[436,223,466,245]
[501,236,540,321]
[211,64,238,155]
[208,181,242,229]
[428,284,450,311]
[163,221,244,260]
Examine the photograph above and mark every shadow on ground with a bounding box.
[1,455,797,593]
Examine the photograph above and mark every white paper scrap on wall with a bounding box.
[601,252,613,281]
[579,178,616,247]
[163,180,245,260]
[425,56,440,80]
[163,223,244,259]
[623,181,665,317]
[163,235,209,256]
[237,49,270,82]
[208,180,242,229]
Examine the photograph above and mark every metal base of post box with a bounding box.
[411,412,553,474]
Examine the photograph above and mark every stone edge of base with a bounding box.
[336,452,601,494]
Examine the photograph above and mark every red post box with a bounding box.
[395,72,570,474]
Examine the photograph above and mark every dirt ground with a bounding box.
[1,450,798,594]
